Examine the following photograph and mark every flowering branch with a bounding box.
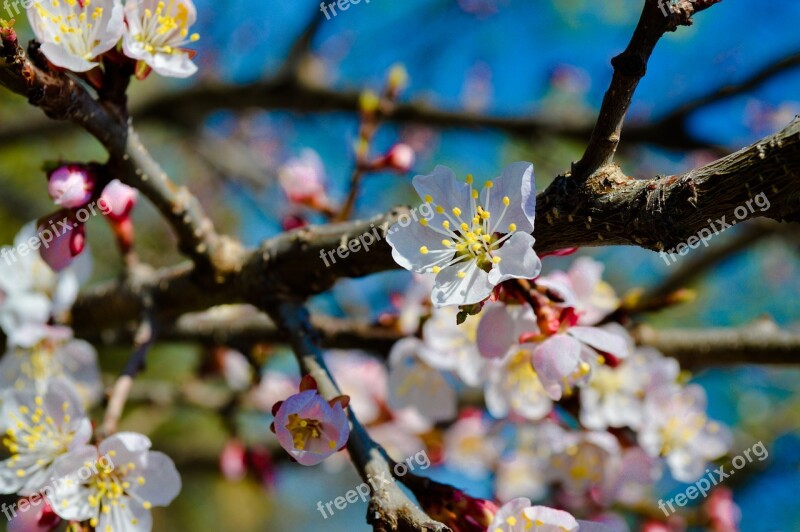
[260,299,449,531]
[69,115,800,341]
[0,35,242,274]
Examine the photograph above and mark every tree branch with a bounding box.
[0,36,243,273]
[70,117,800,337]
[78,306,800,370]
[258,299,448,531]
[573,0,721,179]
[633,321,800,365]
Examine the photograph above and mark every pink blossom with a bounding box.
[278,149,329,208]
[272,388,350,466]
[47,165,94,208]
[536,257,619,325]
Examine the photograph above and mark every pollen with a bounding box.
[508,223,517,232]
[431,266,441,274]
[485,180,494,189]
[465,174,473,184]
[503,196,510,206]
[492,256,502,264]
[457,271,466,279]
[452,207,462,217]
[442,240,452,247]
[419,246,429,254]
[419,219,428,227]
[424,195,433,203]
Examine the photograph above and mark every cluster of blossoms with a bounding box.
[28,0,201,78]
[252,163,737,530]
[0,223,182,531]
[374,163,736,528]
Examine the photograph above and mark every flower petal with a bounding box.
[487,232,542,285]
[476,303,516,359]
[412,166,471,216]
[532,335,582,400]
[431,260,493,307]
[568,326,629,358]
[483,162,536,234]
[386,217,455,273]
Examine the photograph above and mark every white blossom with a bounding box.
[638,384,731,482]
[0,379,91,496]
[420,306,485,387]
[122,0,200,78]
[27,0,124,72]
[387,337,457,422]
[0,325,102,406]
[387,163,541,307]
[48,433,181,532]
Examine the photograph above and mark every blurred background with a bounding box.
[0,0,798,530]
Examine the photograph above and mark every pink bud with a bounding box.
[99,179,138,221]
[47,165,94,208]
[38,212,86,272]
[384,143,415,173]
[8,497,60,532]
[219,439,248,482]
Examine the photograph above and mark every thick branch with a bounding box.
[79,307,800,370]
[72,119,800,335]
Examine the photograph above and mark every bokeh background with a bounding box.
[0,0,798,530]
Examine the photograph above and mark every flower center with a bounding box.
[420,175,518,276]
[82,456,149,529]
[3,396,74,478]
[135,0,199,55]
[285,414,334,451]
[34,0,107,59]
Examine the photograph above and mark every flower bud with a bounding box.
[38,212,86,272]
[47,165,94,208]
[383,143,415,173]
[99,179,138,221]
